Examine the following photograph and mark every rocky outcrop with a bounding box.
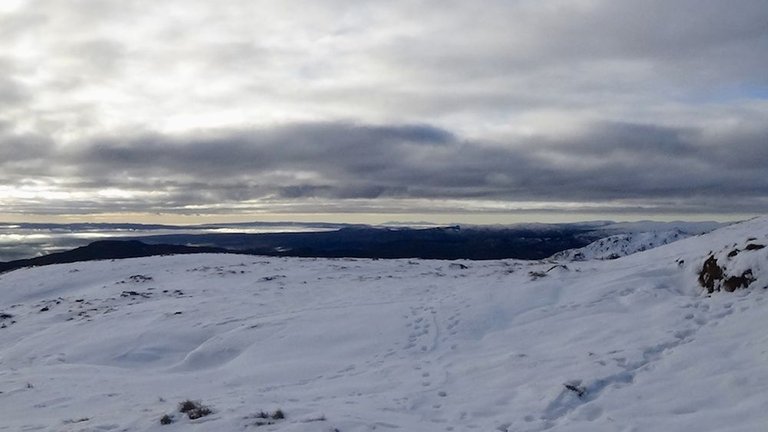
[698,255,724,292]
[698,243,764,294]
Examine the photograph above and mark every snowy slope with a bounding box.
[552,229,691,261]
[1,218,767,431]
[551,221,725,261]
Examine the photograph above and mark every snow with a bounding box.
[552,220,726,261]
[1,217,767,431]
[552,229,691,261]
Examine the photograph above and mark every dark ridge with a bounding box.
[0,226,602,274]
[124,226,599,260]
[0,240,230,274]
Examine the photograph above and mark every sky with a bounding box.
[1,0,767,224]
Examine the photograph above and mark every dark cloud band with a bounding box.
[1,120,767,215]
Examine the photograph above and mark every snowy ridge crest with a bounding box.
[552,229,690,261]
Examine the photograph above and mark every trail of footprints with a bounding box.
[395,288,472,429]
[403,292,463,352]
[404,306,436,352]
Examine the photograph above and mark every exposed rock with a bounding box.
[723,270,755,292]
[698,255,723,293]
[698,238,763,293]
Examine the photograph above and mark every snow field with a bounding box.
[0,217,767,431]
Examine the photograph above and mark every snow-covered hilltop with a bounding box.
[551,229,689,260]
[0,217,766,431]
[551,221,724,261]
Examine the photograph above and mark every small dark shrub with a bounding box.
[129,274,153,282]
[187,406,212,420]
[246,409,286,427]
[63,417,89,424]
[564,382,586,398]
[160,414,174,425]
[178,399,213,419]
[178,400,198,413]
[303,414,326,422]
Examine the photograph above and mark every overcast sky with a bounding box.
[1,0,767,224]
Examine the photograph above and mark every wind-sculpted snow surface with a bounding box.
[1,217,767,431]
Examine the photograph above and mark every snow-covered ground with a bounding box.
[552,229,691,261]
[1,217,767,431]
[552,221,725,261]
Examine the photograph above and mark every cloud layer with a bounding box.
[1,0,767,219]
[2,120,767,216]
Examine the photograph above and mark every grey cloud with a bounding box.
[65,39,127,75]
[541,123,698,160]
[704,127,768,170]
[544,0,767,61]
[0,121,743,215]
[2,0,765,137]
[0,1,766,218]
[377,0,768,96]
[0,127,55,165]
[0,77,29,105]
[77,123,454,177]
[22,0,145,28]
[0,10,48,41]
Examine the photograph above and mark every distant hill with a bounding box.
[550,221,726,261]
[551,229,690,261]
[119,225,603,261]
[0,226,600,273]
[0,222,728,273]
[0,240,229,274]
